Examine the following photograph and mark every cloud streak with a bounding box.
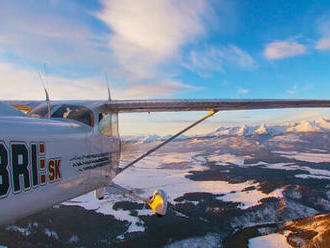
[315,14,330,51]
[237,88,249,95]
[0,1,112,70]
[118,81,197,99]
[316,38,330,50]
[186,44,256,75]
[264,41,306,59]
[287,85,297,95]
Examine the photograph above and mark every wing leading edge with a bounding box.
[98,99,330,113]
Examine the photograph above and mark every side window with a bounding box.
[98,113,112,136]
[112,113,119,137]
[98,112,119,137]
[52,105,94,127]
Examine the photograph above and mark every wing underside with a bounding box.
[98,99,330,113]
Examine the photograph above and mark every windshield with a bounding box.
[28,104,57,118]
[51,104,94,127]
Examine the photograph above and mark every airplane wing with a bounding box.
[98,99,330,113]
[4,99,330,114]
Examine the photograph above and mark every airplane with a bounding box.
[1,96,330,226]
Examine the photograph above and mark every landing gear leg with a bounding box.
[110,183,168,216]
[94,187,105,200]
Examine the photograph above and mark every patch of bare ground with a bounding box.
[282,213,330,248]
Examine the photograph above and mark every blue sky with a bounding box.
[0,0,329,134]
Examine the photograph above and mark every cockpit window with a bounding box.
[98,113,112,136]
[28,104,57,118]
[98,112,119,137]
[51,105,94,127]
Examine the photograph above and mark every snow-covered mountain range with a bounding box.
[211,118,330,137]
[125,118,330,143]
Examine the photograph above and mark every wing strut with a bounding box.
[109,109,217,216]
[120,109,218,173]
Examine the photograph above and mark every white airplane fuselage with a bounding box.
[0,114,120,225]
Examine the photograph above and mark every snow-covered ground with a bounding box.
[218,187,283,209]
[276,151,330,163]
[61,117,330,236]
[5,225,31,236]
[258,162,330,179]
[164,233,221,248]
[207,153,253,166]
[63,146,330,234]
[63,151,292,232]
[248,233,292,248]
[63,190,149,233]
[208,152,330,179]
[269,134,306,143]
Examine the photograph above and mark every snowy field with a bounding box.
[276,151,330,163]
[248,233,292,248]
[63,151,291,233]
[61,145,329,238]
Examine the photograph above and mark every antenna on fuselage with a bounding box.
[38,69,51,119]
[43,63,50,92]
[105,72,111,102]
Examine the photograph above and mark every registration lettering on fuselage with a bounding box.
[0,141,61,198]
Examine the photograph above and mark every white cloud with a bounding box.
[287,85,297,95]
[189,47,225,73]
[0,62,105,100]
[0,1,205,98]
[97,0,209,81]
[237,88,249,94]
[315,15,330,51]
[264,41,306,59]
[316,38,330,50]
[120,81,197,99]
[0,62,193,100]
[186,44,256,75]
[273,109,330,124]
[228,45,256,68]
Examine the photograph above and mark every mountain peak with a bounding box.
[286,120,322,133]
[315,118,330,130]
[255,123,267,135]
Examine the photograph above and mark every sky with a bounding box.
[0,0,330,135]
